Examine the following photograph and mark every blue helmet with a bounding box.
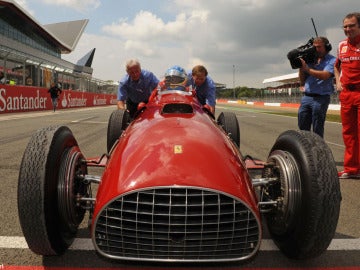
[164,65,188,91]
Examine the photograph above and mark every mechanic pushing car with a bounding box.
[188,65,216,114]
[117,59,159,118]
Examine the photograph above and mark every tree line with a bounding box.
[216,86,263,100]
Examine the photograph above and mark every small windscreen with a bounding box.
[162,103,193,114]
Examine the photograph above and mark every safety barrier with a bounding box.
[0,84,117,114]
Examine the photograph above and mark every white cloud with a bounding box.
[102,10,209,43]
[40,0,100,13]
[124,40,156,57]
[102,11,169,39]
[37,0,359,87]
[98,8,212,73]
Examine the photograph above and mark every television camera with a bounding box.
[287,18,330,69]
[287,38,317,69]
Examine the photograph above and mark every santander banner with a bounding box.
[0,85,117,114]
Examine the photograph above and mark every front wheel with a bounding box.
[18,126,87,255]
[264,130,341,259]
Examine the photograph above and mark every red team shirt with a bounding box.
[336,38,360,87]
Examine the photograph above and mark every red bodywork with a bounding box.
[92,90,260,228]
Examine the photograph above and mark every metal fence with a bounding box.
[248,91,340,104]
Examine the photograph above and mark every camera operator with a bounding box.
[297,36,336,138]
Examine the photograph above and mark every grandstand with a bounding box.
[262,72,299,85]
[262,72,339,104]
[0,0,115,93]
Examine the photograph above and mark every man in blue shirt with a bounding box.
[298,37,336,138]
[117,59,159,118]
[187,65,216,113]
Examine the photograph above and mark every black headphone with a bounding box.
[320,37,332,52]
[325,42,332,52]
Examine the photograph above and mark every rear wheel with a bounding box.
[217,111,240,147]
[264,130,341,259]
[107,109,130,153]
[18,126,88,255]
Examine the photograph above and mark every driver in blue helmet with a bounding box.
[163,65,188,91]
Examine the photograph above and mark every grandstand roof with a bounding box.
[44,20,89,53]
[0,0,88,53]
[262,72,299,84]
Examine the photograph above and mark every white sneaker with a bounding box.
[338,171,360,179]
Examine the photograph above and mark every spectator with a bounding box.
[0,71,5,84]
[26,76,33,86]
[48,82,62,112]
[334,12,360,179]
[297,36,336,138]
[117,59,159,118]
[187,65,216,113]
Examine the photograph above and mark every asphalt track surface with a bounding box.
[0,105,359,269]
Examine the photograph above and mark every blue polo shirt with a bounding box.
[305,54,336,95]
[118,70,159,103]
[187,73,216,107]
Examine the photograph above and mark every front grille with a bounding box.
[93,187,260,262]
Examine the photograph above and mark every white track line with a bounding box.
[0,237,359,251]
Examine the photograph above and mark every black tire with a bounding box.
[264,130,341,259]
[217,111,240,147]
[107,109,130,153]
[18,126,86,255]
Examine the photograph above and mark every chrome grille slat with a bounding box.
[93,187,260,262]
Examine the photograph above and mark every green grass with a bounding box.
[266,111,341,123]
[217,104,342,123]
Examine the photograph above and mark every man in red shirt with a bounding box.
[335,12,360,179]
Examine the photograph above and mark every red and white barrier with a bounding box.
[217,99,340,111]
[0,85,117,114]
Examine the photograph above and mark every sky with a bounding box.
[15,0,358,88]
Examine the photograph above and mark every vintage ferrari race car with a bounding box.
[18,85,341,263]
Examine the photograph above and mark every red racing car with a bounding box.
[18,85,341,263]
